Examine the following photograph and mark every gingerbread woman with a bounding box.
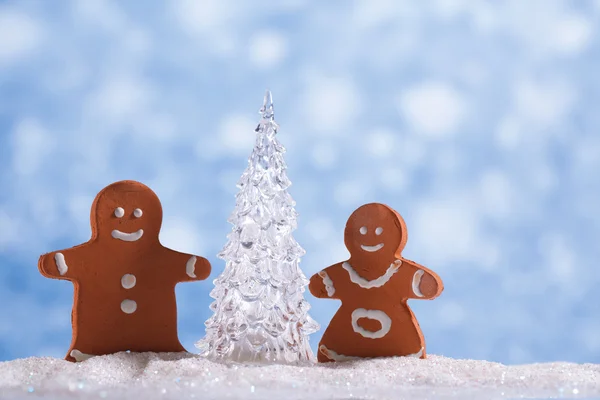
[38,180,211,362]
[309,203,443,362]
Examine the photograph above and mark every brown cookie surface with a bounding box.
[309,203,443,362]
[38,180,211,362]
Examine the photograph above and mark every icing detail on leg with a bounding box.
[342,260,401,289]
[318,271,335,296]
[351,308,392,339]
[54,253,69,276]
[407,347,425,358]
[412,270,425,297]
[319,345,361,361]
[186,256,197,278]
[70,349,94,362]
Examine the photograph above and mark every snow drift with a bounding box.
[0,352,598,399]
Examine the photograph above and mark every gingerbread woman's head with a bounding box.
[344,203,407,261]
[89,180,163,245]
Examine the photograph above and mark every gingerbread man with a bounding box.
[38,180,211,362]
[309,203,443,362]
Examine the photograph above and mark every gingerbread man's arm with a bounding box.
[38,246,85,281]
[309,263,341,299]
[401,258,444,300]
[162,247,211,283]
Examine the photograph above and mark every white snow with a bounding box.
[1,352,598,399]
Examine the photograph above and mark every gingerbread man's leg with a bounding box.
[389,307,428,359]
[65,331,102,362]
[318,344,363,362]
[65,310,91,362]
[138,248,211,353]
[317,345,336,363]
[316,315,363,363]
[66,349,95,362]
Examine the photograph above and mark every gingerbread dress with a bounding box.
[309,203,443,362]
[38,181,211,362]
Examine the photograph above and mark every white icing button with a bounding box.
[121,274,136,289]
[134,208,143,218]
[121,299,137,314]
[114,207,125,218]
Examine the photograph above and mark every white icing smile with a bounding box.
[111,229,144,242]
[360,243,384,252]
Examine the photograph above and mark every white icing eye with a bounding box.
[114,207,125,218]
[375,227,383,235]
[359,226,367,235]
[134,208,143,218]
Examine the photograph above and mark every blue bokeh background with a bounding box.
[1,0,599,364]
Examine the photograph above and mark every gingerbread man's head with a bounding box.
[344,203,407,260]
[90,180,163,245]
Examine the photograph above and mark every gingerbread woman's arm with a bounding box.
[309,263,341,299]
[401,258,444,300]
[162,247,211,283]
[38,247,84,281]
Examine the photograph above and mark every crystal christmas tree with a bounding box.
[196,90,318,363]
